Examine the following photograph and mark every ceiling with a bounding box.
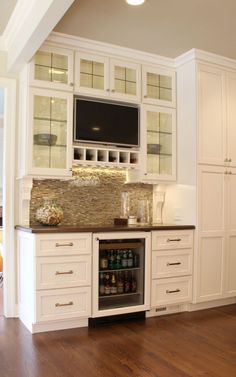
[0,0,17,35]
[1,0,236,62]
[54,0,236,60]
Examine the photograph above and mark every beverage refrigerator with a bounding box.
[92,232,151,318]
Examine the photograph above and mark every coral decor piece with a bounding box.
[36,200,63,226]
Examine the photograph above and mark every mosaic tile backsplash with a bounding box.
[30,168,153,226]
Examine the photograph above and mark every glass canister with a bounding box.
[137,199,150,224]
[120,191,130,218]
[36,199,63,226]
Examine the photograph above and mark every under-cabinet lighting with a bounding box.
[126,0,146,5]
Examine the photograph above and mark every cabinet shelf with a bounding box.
[99,292,141,299]
[34,116,67,123]
[99,267,140,273]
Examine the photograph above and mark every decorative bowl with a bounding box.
[34,133,57,146]
[36,200,63,226]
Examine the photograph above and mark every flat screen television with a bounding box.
[73,97,139,147]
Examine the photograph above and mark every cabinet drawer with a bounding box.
[152,249,192,279]
[36,255,91,290]
[36,287,91,322]
[152,230,193,250]
[35,233,92,256]
[151,276,192,306]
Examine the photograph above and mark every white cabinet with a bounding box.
[75,51,141,102]
[19,87,73,178]
[17,231,92,333]
[142,65,176,108]
[141,104,176,181]
[29,44,74,91]
[196,165,236,302]
[198,64,236,167]
[151,230,193,308]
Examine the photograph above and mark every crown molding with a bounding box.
[47,32,176,68]
[175,48,236,70]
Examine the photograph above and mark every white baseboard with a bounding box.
[187,297,236,312]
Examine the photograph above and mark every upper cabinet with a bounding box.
[141,104,176,182]
[29,45,74,91]
[198,64,236,167]
[74,51,141,102]
[18,86,73,178]
[142,65,176,108]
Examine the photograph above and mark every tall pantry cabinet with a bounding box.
[176,51,236,304]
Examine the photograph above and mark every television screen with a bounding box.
[74,97,139,147]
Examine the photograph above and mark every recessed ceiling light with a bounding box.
[126,0,146,6]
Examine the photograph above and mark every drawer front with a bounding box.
[36,255,91,290]
[151,276,192,306]
[152,249,192,279]
[36,233,92,256]
[152,230,193,250]
[36,287,91,322]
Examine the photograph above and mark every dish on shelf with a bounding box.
[34,133,57,146]
[147,143,161,154]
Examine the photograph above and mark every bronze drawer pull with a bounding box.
[55,270,73,275]
[55,301,73,307]
[166,289,181,294]
[167,238,181,242]
[167,262,181,266]
[55,242,74,247]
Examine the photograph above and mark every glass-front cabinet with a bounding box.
[142,65,176,108]
[92,232,151,318]
[75,52,141,102]
[29,45,74,91]
[141,104,176,181]
[28,88,73,177]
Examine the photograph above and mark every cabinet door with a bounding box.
[141,105,176,182]
[30,45,74,91]
[225,170,236,296]
[226,72,236,167]
[74,52,109,96]
[28,88,73,177]
[198,64,226,165]
[196,166,226,302]
[109,59,141,102]
[142,65,176,108]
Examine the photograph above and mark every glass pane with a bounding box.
[115,79,125,93]
[126,82,136,95]
[147,111,159,132]
[93,75,104,90]
[115,66,125,80]
[52,54,68,70]
[160,155,172,175]
[147,131,159,145]
[126,68,136,83]
[34,96,51,119]
[147,84,159,99]
[51,98,67,121]
[147,154,159,174]
[35,51,51,67]
[93,62,104,77]
[80,59,93,74]
[51,70,68,84]
[160,133,172,155]
[50,146,67,168]
[35,65,51,81]
[160,87,172,102]
[80,73,93,88]
[147,72,159,86]
[51,121,67,146]
[160,75,172,89]
[160,112,172,133]
[33,145,50,168]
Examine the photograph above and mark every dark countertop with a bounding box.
[15,224,195,234]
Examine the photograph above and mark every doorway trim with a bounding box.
[0,77,17,317]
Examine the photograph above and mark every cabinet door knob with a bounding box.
[69,82,74,87]
[224,158,228,162]
[106,88,110,92]
[229,158,232,162]
[225,171,228,174]
[144,95,148,98]
[111,89,115,93]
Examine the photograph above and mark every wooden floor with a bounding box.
[0,304,236,377]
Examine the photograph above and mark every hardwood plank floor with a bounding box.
[0,305,236,377]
